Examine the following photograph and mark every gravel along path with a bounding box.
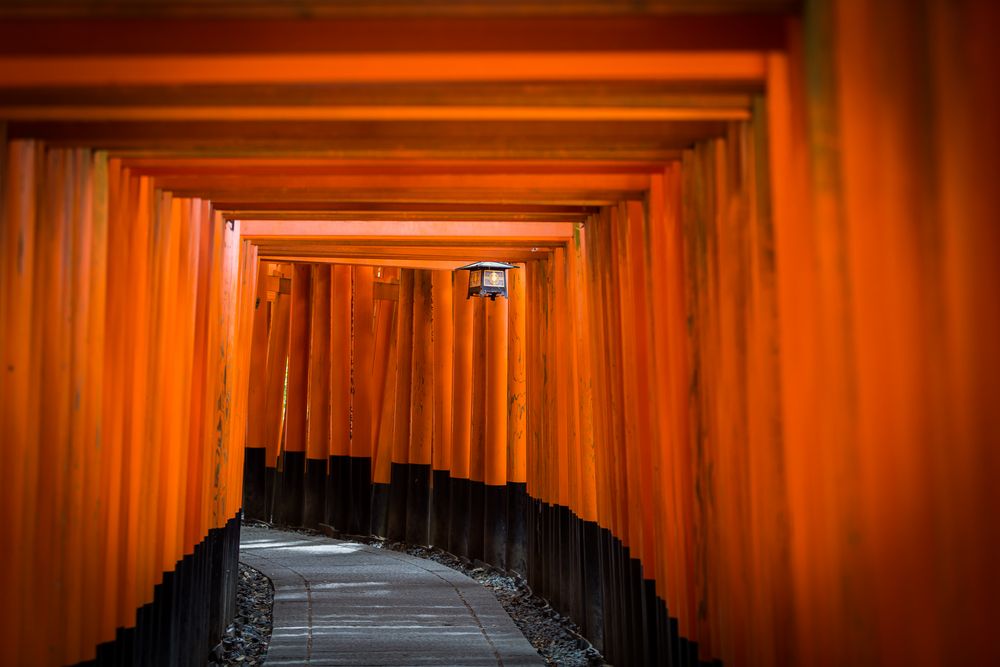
[208,562,274,666]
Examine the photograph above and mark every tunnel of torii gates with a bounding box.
[0,1,999,666]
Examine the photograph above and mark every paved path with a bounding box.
[240,526,544,666]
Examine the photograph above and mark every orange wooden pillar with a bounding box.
[467,296,488,562]
[648,163,700,665]
[261,264,291,520]
[624,198,658,663]
[242,264,271,519]
[349,265,375,535]
[406,269,434,545]
[231,236,260,511]
[370,268,399,537]
[100,159,130,646]
[586,210,622,658]
[272,263,310,526]
[567,227,604,648]
[505,263,529,573]
[328,264,352,530]
[484,292,509,566]
[1,141,40,667]
[120,174,153,643]
[151,194,185,648]
[1,145,241,665]
[32,149,73,664]
[387,268,414,541]
[449,272,474,557]
[523,257,546,598]
[593,205,635,663]
[552,244,587,625]
[1,151,250,664]
[303,264,331,528]
[537,253,556,604]
[81,150,110,662]
[430,270,455,547]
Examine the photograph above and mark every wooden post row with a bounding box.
[0,141,253,664]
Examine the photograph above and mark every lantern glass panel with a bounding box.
[484,270,505,287]
[469,270,482,288]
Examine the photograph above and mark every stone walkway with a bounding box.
[240,526,544,666]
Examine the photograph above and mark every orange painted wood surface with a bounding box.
[0,146,251,663]
[505,265,527,485]
[5,4,1000,665]
[329,265,352,457]
[409,270,434,467]
[392,269,415,467]
[285,264,311,453]
[450,275,474,482]
[306,264,332,460]
[484,296,508,487]
[351,266,375,460]
[431,270,455,473]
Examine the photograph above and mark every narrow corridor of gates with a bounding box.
[1,2,999,666]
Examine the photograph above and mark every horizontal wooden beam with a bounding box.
[0,52,766,86]
[0,3,797,21]
[0,104,751,122]
[0,16,787,54]
[227,210,589,223]
[251,244,555,262]
[179,189,638,206]
[119,157,668,176]
[150,172,651,192]
[215,200,599,215]
[7,119,721,158]
[241,220,575,240]
[258,256,529,270]
[0,83,758,109]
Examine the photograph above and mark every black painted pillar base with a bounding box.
[484,483,507,568]
[526,497,542,596]
[546,502,559,606]
[272,450,305,527]
[430,470,451,548]
[264,465,276,523]
[467,479,485,562]
[302,457,327,528]
[643,578,661,665]
[387,461,408,542]
[405,463,431,546]
[448,476,470,558]
[348,456,372,536]
[242,447,267,520]
[505,482,528,576]
[79,515,240,667]
[582,519,605,653]
[326,455,351,531]
[370,481,390,538]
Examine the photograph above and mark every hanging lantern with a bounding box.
[457,261,517,300]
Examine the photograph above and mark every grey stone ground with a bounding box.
[240,526,544,666]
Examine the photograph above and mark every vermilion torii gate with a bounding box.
[1,2,998,665]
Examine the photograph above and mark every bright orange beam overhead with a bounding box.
[258,257,499,271]
[0,105,751,122]
[121,158,671,176]
[240,220,574,241]
[150,172,652,192]
[0,52,766,86]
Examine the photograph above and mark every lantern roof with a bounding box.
[456,261,518,271]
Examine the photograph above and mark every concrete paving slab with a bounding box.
[240,526,543,666]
